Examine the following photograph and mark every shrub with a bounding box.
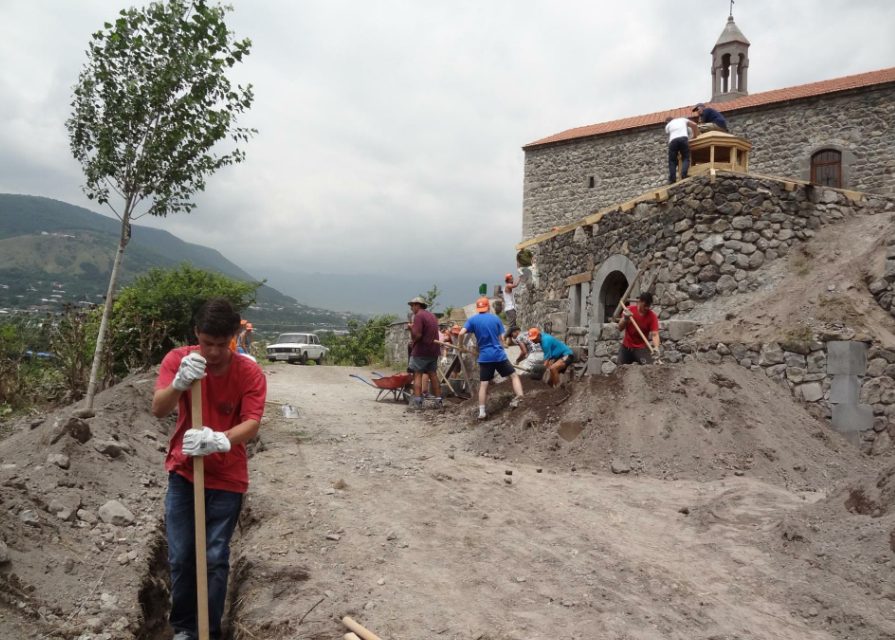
[109,264,260,371]
[321,315,396,366]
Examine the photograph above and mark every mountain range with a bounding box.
[0,194,362,333]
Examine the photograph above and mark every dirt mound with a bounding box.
[756,464,895,634]
[0,372,170,639]
[683,212,895,346]
[465,361,869,488]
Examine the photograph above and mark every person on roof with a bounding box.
[529,328,575,387]
[693,102,729,133]
[664,116,700,184]
[617,292,661,365]
[458,297,524,419]
[502,273,519,326]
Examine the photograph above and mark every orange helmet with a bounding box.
[505,273,513,283]
[528,327,541,340]
[475,297,490,312]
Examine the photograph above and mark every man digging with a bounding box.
[152,298,267,640]
[617,292,661,365]
[458,296,524,419]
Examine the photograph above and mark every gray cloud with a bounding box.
[1,0,893,310]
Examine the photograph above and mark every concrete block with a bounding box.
[829,374,860,404]
[831,404,874,433]
[826,341,867,375]
[587,357,602,376]
[666,320,699,342]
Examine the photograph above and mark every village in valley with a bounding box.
[1,2,895,639]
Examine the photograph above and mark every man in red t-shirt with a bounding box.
[617,291,661,365]
[407,296,442,409]
[152,298,266,640]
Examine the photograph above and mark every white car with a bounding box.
[266,332,328,365]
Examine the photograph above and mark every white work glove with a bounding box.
[172,352,207,391]
[182,426,231,457]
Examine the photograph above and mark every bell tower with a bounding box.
[711,9,750,102]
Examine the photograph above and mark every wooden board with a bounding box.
[564,271,591,286]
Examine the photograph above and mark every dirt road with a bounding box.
[228,364,895,640]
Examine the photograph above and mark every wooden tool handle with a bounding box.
[436,340,527,373]
[624,313,658,356]
[342,616,383,640]
[191,380,210,640]
[344,634,362,640]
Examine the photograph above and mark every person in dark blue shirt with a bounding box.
[693,103,728,132]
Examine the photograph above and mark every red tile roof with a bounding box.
[524,67,895,149]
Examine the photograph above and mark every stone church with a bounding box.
[521,15,895,240]
[513,14,895,445]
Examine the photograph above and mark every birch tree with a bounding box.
[66,0,255,410]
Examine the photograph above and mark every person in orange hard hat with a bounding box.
[502,272,519,327]
[457,297,523,419]
[529,327,575,387]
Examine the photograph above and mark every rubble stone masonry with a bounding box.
[523,83,895,238]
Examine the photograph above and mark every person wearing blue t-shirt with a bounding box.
[693,103,728,133]
[459,297,524,419]
[529,328,575,387]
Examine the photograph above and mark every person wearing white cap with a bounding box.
[407,296,442,409]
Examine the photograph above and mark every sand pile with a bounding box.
[0,372,170,639]
[466,361,870,489]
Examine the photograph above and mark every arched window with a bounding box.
[811,149,842,188]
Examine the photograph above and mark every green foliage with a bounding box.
[66,0,255,217]
[0,317,64,413]
[321,315,397,366]
[110,264,260,369]
[49,306,100,400]
[419,284,441,312]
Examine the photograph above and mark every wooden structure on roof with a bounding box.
[687,130,751,176]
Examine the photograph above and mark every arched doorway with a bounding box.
[600,271,629,322]
[590,254,638,331]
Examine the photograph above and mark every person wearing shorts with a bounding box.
[407,296,442,409]
[458,297,524,420]
[529,328,575,387]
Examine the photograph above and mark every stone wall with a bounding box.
[516,173,893,334]
[384,322,409,368]
[522,83,895,237]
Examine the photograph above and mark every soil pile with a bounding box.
[682,212,895,346]
[0,373,170,640]
[465,361,869,489]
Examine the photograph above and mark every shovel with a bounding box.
[435,340,528,372]
[190,380,210,640]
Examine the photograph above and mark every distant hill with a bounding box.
[0,194,363,333]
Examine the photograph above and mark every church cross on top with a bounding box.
[730,0,735,18]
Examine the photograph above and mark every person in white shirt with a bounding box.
[664,116,699,184]
[502,273,518,326]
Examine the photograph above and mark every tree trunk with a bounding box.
[83,206,132,411]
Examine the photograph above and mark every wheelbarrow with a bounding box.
[349,372,413,402]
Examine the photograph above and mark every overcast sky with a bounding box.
[1,0,893,309]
